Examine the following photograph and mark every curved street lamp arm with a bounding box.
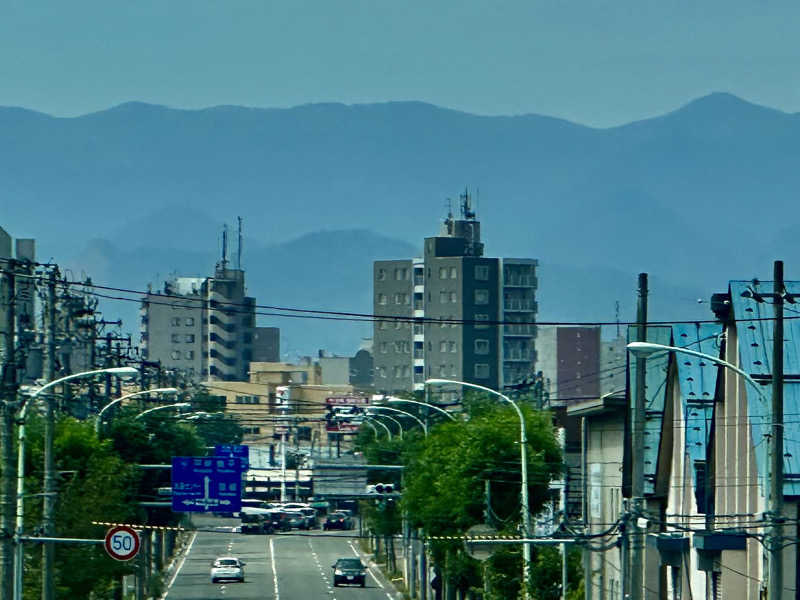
[133,402,191,420]
[385,397,456,421]
[21,366,139,418]
[364,415,392,440]
[97,387,180,419]
[425,378,525,438]
[362,419,379,440]
[369,405,428,435]
[626,342,767,402]
[367,412,404,438]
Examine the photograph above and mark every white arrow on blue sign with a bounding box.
[171,456,243,513]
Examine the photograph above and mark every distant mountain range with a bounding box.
[2,93,797,355]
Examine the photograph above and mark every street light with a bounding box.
[384,397,456,421]
[14,366,138,600]
[369,405,428,436]
[625,341,774,600]
[364,415,393,440]
[425,378,532,598]
[362,419,380,440]
[367,412,404,439]
[626,342,767,400]
[133,402,191,420]
[95,387,180,432]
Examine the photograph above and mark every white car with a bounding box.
[211,556,245,583]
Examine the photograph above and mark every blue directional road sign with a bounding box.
[214,444,250,470]
[171,456,243,513]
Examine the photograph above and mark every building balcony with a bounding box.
[504,353,533,362]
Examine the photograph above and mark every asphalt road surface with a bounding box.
[164,515,398,600]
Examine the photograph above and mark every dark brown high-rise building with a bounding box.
[373,190,538,394]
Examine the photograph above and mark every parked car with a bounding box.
[240,507,273,534]
[323,511,353,530]
[332,557,366,587]
[283,508,308,529]
[265,509,291,531]
[211,556,245,583]
[299,507,318,529]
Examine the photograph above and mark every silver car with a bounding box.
[211,556,245,583]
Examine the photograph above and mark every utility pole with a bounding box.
[630,273,648,600]
[42,267,57,600]
[768,260,784,600]
[1,260,18,600]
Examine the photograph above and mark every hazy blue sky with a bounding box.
[2,0,799,126]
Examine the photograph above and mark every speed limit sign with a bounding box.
[104,525,141,561]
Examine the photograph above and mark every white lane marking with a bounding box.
[161,531,197,598]
[270,537,280,600]
[348,541,384,589]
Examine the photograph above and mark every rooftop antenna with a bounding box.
[237,216,243,270]
[221,224,229,269]
[460,187,475,220]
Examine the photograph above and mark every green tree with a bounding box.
[23,415,142,599]
[401,402,562,598]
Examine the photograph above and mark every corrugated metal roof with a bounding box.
[629,324,672,495]
[730,280,800,496]
[671,322,723,491]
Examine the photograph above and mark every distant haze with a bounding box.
[2,1,800,127]
[2,93,798,354]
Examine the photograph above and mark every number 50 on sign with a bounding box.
[104,525,141,561]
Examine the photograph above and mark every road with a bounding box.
[164,514,398,600]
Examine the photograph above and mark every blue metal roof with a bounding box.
[671,322,723,492]
[729,280,800,497]
[628,325,672,495]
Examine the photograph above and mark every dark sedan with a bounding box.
[323,511,353,530]
[332,558,366,587]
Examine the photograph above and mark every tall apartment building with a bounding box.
[373,191,538,394]
[140,231,276,381]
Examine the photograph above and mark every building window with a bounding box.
[243,426,261,435]
[377,293,387,305]
[474,314,489,329]
[185,334,195,343]
[449,291,457,303]
[439,364,447,376]
[380,342,388,354]
[171,333,181,343]
[395,321,403,330]
[439,291,448,304]
[450,267,457,279]
[450,364,458,377]
[475,289,489,305]
[439,267,448,279]
[185,317,195,326]
[394,341,404,353]
[402,365,410,377]
[439,341,447,353]
[475,339,490,354]
[171,317,181,326]
[377,268,386,281]
[186,350,195,360]
[378,320,388,330]
[447,341,455,353]
[474,363,490,378]
[170,350,181,360]
[475,265,489,281]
